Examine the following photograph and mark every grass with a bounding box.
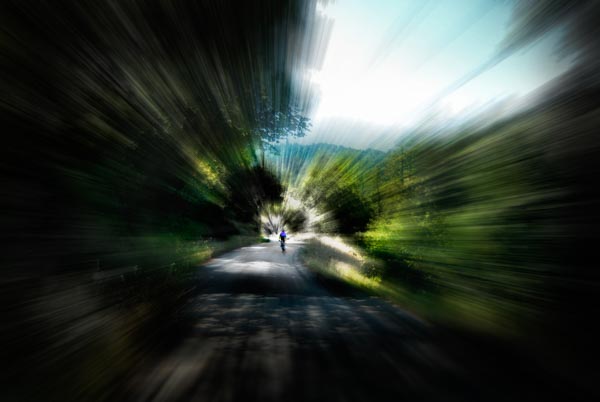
[298,235,517,336]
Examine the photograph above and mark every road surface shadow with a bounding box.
[125,242,588,402]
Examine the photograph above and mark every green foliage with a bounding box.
[298,147,383,233]
[226,165,284,227]
[285,99,595,335]
[254,99,312,152]
[357,128,562,330]
[0,1,321,399]
[260,201,308,234]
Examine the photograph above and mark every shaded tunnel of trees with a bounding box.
[1,1,600,401]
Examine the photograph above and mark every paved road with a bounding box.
[125,239,569,402]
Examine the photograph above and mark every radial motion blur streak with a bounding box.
[1,1,599,401]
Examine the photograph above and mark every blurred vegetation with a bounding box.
[0,1,323,400]
[1,0,599,399]
[260,201,308,234]
[290,86,600,340]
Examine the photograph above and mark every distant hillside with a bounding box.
[265,143,386,187]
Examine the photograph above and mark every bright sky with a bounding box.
[302,0,574,148]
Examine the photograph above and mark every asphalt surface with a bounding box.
[126,239,580,402]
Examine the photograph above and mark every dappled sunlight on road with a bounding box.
[123,241,573,402]
[206,259,283,274]
[128,242,449,402]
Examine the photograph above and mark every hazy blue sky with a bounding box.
[301,0,574,148]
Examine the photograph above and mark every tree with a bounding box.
[254,96,311,167]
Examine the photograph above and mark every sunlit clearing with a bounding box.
[319,235,364,261]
